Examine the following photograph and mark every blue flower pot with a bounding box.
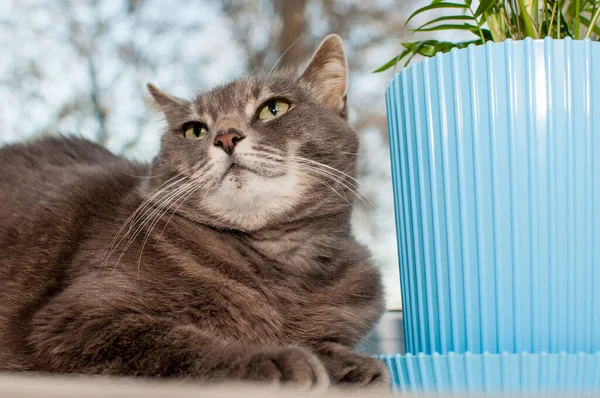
[380,351,600,396]
[386,38,600,355]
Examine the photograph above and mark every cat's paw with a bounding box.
[235,346,329,389]
[338,355,389,387]
[321,350,390,387]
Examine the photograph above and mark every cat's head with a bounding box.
[148,35,360,232]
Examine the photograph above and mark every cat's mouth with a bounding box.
[222,158,284,179]
[225,161,253,174]
[227,163,250,174]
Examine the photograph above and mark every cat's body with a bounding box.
[0,35,387,387]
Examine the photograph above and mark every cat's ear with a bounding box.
[147,83,187,112]
[299,34,348,118]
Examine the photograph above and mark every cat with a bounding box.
[0,34,388,388]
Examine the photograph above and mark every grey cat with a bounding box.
[0,34,388,388]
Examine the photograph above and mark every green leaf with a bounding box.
[546,0,558,37]
[412,14,475,32]
[373,39,482,73]
[405,2,469,27]
[585,6,600,38]
[531,0,539,25]
[557,7,574,38]
[517,0,539,38]
[484,12,507,41]
[401,41,440,58]
[377,0,600,72]
[372,48,412,73]
[403,39,481,58]
[580,15,600,37]
[568,0,591,38]
[474,0,495,17]
[574,0,581,39]
[411,23,493,40]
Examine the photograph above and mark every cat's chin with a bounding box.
[201,170,306,231]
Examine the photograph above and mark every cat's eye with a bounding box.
[183,122,208,139]
[258,99,291,121]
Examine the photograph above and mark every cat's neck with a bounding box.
[242,212,353,271]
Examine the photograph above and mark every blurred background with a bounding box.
[0,0,455,312]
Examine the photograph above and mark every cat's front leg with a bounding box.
[26,291,328,387]
[313,342,389,387]
[29,313,329,386]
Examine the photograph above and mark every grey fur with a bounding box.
[0,35,387,388]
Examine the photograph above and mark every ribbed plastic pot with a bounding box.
[386,38,600,355]
[380,351,600,396]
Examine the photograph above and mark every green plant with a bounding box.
[375,0,600,72]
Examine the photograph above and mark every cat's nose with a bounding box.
[214,129,245,155]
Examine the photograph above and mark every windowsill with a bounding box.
[358,311,404,355]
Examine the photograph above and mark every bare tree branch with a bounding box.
[275,0,308,69]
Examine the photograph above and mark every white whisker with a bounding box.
[278,163,354,209]
[292,156,362,186]
[101,175,187,267]
[111,180,194,273]
[136,180,204,276]
[287,162,371,209]
[127,165,214,275]
[104,164,214,271]
[268,33,306,76]
[291,156,374,209]
[157,177,218,241]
